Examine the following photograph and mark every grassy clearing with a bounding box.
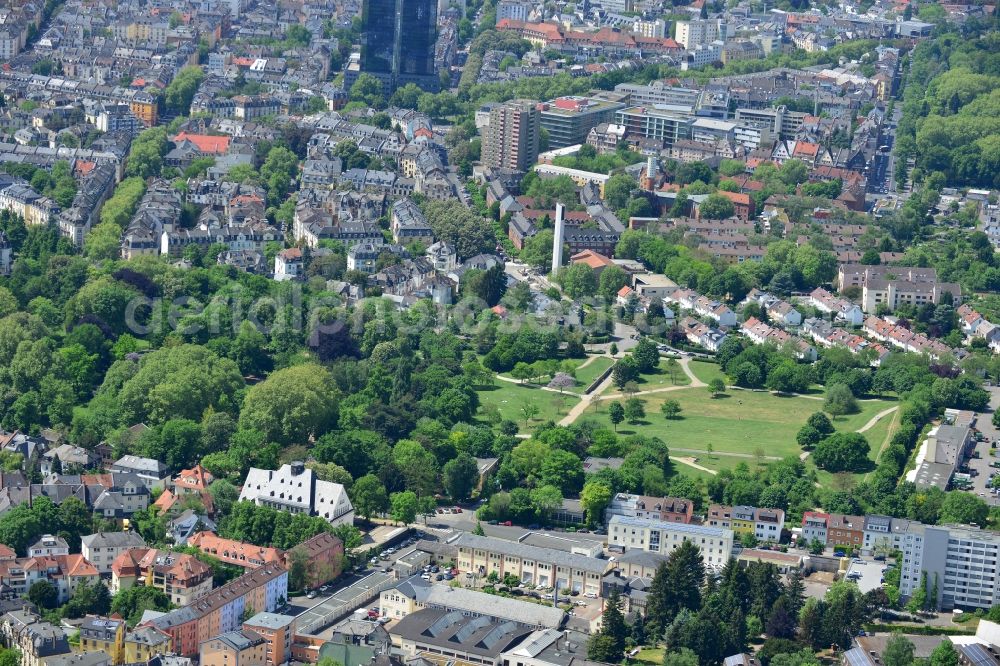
[688,359,726,385]
[634,648,665,665]
[477,382,579,432]
[584,388,897,463]
[633,363,692,390]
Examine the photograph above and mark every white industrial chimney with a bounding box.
[551,202,565,276]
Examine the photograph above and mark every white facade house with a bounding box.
[80,531,148,575]
[608,515,734,569]
[239,461,355,527]
[898,523,1000,611]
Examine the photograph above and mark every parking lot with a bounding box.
[845,558,889,594]
[955,387,1000,506]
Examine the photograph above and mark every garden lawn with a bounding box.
[633,362,692,390]
[689,359,726,385]
[633,649,665,665]
[585,388,897,461]
[477,382,580,432]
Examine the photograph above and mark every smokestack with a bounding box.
[643,156,657,191]
[551,202,565,275]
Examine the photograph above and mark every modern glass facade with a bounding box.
[361,0,439,93]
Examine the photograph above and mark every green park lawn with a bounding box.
[586,387,897,462]
[477,382,580,431]
[688,359,726,386]
[633,361,692,391]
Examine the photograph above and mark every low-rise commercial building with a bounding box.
[380,580,565,629]
[454,534,609,596]
[392,608,535,666]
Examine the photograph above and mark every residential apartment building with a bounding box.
[200,629,267,666]
[608,516,734,568]
[481,100,541,172]
[0,554,100,603]
[239,461,354,527]
[0,610,71,666]
[827,514,866,548]
[806,287,865,325]
[242,612,295,666]
[898,523,1000,611]
[109,456,169,490]
[144,564,288,657]
[453,534,609,596]
[799,512,864,549]
[78,617,125,665]
[862,515,915,555]
[605,493,695,524]
[706,505,785,542]
[111,548,213,606]
[675,19,727,49]
[538,97,624,149]
[836,264,962,313]
[800,512,829,546]
[187,532,284,569]
[80,532,147,575]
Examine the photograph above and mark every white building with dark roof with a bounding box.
[238,461,354,526]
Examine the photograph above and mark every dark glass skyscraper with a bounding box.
[361,0,439,94]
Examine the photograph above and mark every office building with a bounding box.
[453,533,609,596]
[361,0,439,95]
[615,82,701,108]
[735,106,807,142]
[615,105,694,147]
[239,461,354,527]
[675,19,727,49]
[706,505,785,542]
[608,515,734,568]
[482,100,541,171]
[538,97,624,149]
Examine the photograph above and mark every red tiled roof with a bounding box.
[172,132,231,154]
